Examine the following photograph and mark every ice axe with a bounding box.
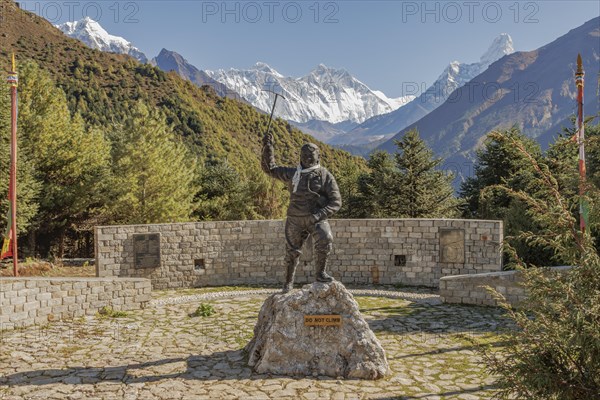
[263,88,286,137]
[261,88,286,217]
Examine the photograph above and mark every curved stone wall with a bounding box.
[95,219,503,290]
[0,277,151,329]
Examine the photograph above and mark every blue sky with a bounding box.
[27,0,600,97]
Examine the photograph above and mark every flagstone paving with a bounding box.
[0,287,511,399]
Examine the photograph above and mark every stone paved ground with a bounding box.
[0,287,511,399]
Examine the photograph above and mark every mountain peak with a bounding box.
[157,48,185,62]
[254,61,270,68]
[312,63,347,75]
[206,62,410,125]
[58,17,105,35]
[343,33,515,148]
[253,61,281,75]
[80,16,97,25]
[480,33,514,66]
[56,18,148,63]
[375,18,598,188]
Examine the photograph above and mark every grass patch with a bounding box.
[97,306,128,318]
[58,345,85,356]
[0,258,95,277]
[356,297,425,317]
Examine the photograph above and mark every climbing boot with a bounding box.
[315,253,334,283]
[282,262,297,293]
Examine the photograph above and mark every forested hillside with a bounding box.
[0,0,365,257]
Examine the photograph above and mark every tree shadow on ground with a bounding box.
[362,300,513,337]
[387,340,510,361]
[0,350,260,387]
[0,350,500,398]
[1,297,509,398]
[375,384,500,400]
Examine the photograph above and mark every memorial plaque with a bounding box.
[304,315,342,327]
[133,233,161,269]
[440,229,465,263]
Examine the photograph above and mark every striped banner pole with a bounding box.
[6,54,18,276]
[575,53,587,234]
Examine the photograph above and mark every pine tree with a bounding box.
[347,130,459,218]
[194,158,263,221]
[335,157,363,218]
[16,61,111,257]
[109,101,196,224]
[459,128,557,266]
[350,151,397,218]
[0,77,40,239]
[243,166,288,220]
[460,127,542,219]
[390,129,459,218]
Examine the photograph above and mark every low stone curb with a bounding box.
[149,288,441,307]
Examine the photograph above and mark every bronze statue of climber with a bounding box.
[261,133,342,293]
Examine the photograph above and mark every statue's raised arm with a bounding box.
[261,132,295,183]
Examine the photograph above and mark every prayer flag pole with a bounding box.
[575,54,587,234]
[7,54,18,276]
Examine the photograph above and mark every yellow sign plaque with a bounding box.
[304,315,342,327]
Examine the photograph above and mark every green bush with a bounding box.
[480,131,600,399]
[189,303,216,318]
[485,263,600,399]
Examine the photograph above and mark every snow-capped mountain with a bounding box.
[205,63,414,125]
[377,18,599,190]
[332,34,514,147]
[151,48,238,99]
[432,33,514,102]
[56,17,148,63]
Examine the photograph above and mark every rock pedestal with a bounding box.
[244,281,389,379]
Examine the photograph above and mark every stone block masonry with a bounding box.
[96,219,503,290]
[0,277,151,329]
[439,266,572,307]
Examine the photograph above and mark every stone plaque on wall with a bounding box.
[134,233,161,269]
[440,229,465,264]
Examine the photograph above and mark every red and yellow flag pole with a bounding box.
[575,54,587,235]
[7,54,18,276]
